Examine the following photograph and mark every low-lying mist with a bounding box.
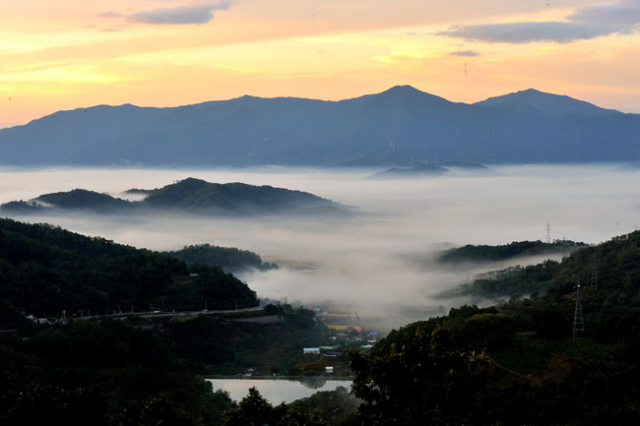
[2,164,639,329]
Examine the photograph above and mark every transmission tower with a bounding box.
[573,284,585,340]
[590,250,598,291]
[546,222,551,244]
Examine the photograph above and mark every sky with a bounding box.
[1,0,639,128]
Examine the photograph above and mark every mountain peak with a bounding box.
[1,86,637,167]
[171,177,209,188]
[382,85,423,95]
[476,89,621,116]
[364,85,451,107]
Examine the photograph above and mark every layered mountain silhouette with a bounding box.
[1,86,638,166]
[0,177,346,216]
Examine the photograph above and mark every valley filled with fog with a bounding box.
[2,164,639,328]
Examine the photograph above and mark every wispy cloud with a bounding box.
[439,0,640,44]
[105,1,233,26]
[449,50,479,57]
[568,0,640,28]
[440,21,606,44]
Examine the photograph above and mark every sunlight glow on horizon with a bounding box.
[2,0,639,128]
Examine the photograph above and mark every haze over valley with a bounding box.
[3,164,639,328]
[5,0,640,423]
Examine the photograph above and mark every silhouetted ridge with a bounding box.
[35,189,133,212]
[1,86,638,166]
[0,177,346,216]
[476,88,621,116]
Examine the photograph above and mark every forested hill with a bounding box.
[439,239,585,263]
[0,177,346,216]
[0,218,258,323]
[141,177,344,214]
[167,243,277,273]
[349,231,640,425]
[454,231,640,299]
[0,218,341,426]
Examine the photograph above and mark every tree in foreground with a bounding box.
[348,326,489,426]
[222,387,326,426]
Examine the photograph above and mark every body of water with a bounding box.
[207,378,352,404]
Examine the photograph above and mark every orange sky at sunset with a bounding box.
[1,0,639,128]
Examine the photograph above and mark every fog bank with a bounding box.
[2,164,639,328]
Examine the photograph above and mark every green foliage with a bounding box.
[288,307,316,329]
[143,178,335,214]
[2,178,343,216]
[349,326,489,425]
[0,319,234,426]
[168,243,277,273]
[440,239,584,263]
[350,292,640,425]
[0,218,138,258]
[264,303,282,316]
[288,387,359,426]
[457,231,640,300]
[0,200,46,214]
[169,308,328,375]
[222,387,327,426]
[0,191,133,214]
[36,188,134,212]
[0,218,258,317]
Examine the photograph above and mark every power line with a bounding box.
[546,222,551,244]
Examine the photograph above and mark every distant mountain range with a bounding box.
[0,177,346,216]
[1,86,638,166]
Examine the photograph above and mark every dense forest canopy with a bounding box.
[3,217,640,425]
[0,177,346,216]
[348,232,640,425]
[439,239,585,263]
[452,232,640,299]
[0,218,258,321]
[167,243,277,273]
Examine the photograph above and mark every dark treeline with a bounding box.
[347,297,640,425]
[0,177,344,216]
[0,218,257,321]
[0,318,235,426]
[439,239,585,263]
[0,302,347,425]
[457,232,640,298]
[0,218,345,425]
[4,217,640,425]
[345,233,640,425]
[167,243,277,273]
[0,308,348,426]
[167,307,327,376]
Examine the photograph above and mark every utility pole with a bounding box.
[573,283,585,340]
